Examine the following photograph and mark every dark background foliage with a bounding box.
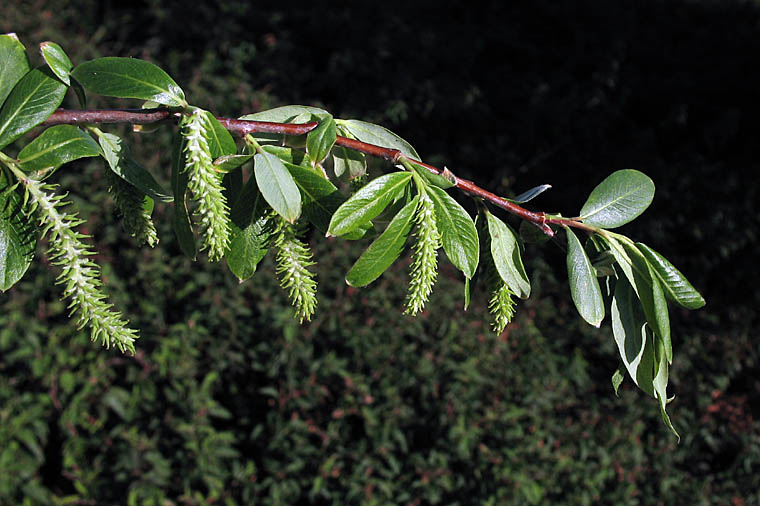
[1,0,758,504]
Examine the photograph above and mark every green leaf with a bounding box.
[336,119,420,160]
[635,242,705,310]
[565,227,605,327]
[0,170,36,291]
[254,152,301,223]
[202,111,236,158]
[346,195,419,287]
[611,276,655,396]
[213,154,254,173]
[39,41,72,85]
[579,170,655,229]
[327,172,412,237]
[0,67,67,150]
[626,243,671,363]
[226,176,272,281]
[285,163,343,232]
[71,57,186,107]
[170,132,196,259]
[486,211,530,298]
[261,145,307,166]
[306,114,336,164]
[608,235,672,363]
[239,105,329,123]
[332,145,366,179]
[653,334,679,439]
[97,131,173,202]
[17,125,100,173]
[428,186,479,278]
[0,33,30,106]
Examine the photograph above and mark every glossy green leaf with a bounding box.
[0,67,67,150]
[609,235,672,363]
[346,195,419,287]
[486,211,530,298]
[226,176,272,281]
[261,145,307,166]
[0,170,36,291]
[17,125,100,173]
[627,243,671,363]
[71,57,186,107]
[565,227,605,327]
[213,154,253,173]
[579,170,654,229]
[653,334,679,439]
[39,41,72,85]
[170,132,196,259]
[97,131,173,202]
[328,172,412,237]
[428,185,478,278]
[239,105,329,123]
[0,33,30,106]
[285,163,342,232]
[636,242,705,310]
[254,152,301,223]
[306,114,336,164]
[332,145,367,179]
[202,111,236,158]
[337,119,420,160]
[611,276,655,396]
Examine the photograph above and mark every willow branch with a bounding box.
[43,108,602,237]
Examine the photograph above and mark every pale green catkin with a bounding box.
[181,108,230,261]
[489,279,516,334]
[274,219,318,323]
[105,170,158,247]
[405,193,441,315]
[21,175,138,353]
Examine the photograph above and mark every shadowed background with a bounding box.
[1,0,758,504]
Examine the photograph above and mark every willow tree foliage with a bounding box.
[0,35,705,436]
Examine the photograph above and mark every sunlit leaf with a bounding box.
[636,242,705,310]
[18,125,100,173]
[72,57,186,107]
[0,33,30,106]
[579,170,654,229]
[428,185,478,278]
[306,114,336,164]
[346,195,418,287]
[254,152,301,223]
[337,119,420,160]
[0,67,67,150]
[40,41,72,85]
[327,172,412,237]
[486,211,530,298]
[565,227,605,327]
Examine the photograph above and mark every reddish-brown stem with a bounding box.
[42,108,602,237]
